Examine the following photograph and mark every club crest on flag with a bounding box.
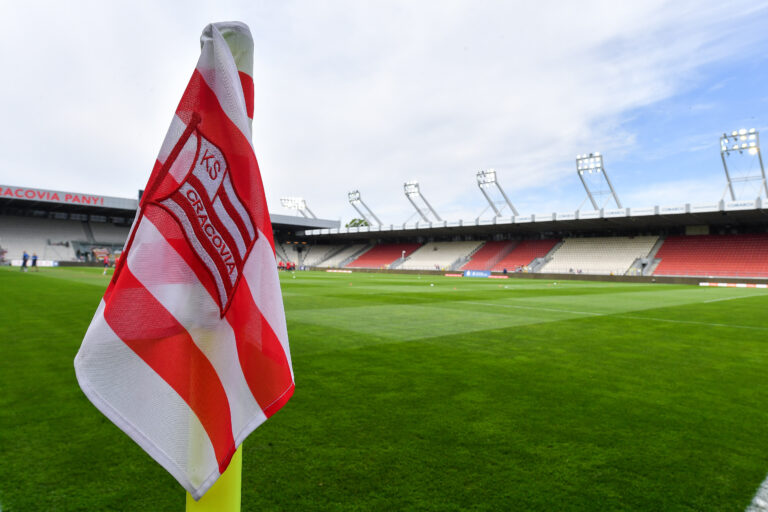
[154,117,258,316]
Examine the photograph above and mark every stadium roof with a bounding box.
[299,199,768,239]
[0,184,340,231]
[269,214,339,231]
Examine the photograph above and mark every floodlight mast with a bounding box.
[280,196,317,219]
[478,182,500,217]
[719,129,767,200]
[347,190,382,226]
[575,153,622,210]
[476,169,519,219]
[403,181,442,223]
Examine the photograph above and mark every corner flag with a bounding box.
[74,21,294,500]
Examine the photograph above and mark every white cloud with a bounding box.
[1,1,766,223]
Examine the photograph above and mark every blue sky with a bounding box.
[599,52,768,208]
[2,1,768,224]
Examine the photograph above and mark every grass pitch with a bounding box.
[1,267,767,511]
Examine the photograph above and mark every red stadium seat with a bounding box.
[462,241,516,270]
[491,239,560,272]
[654,234,768,277]
[346,243,422,268]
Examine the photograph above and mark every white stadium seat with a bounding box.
[400,241,483,271]
[0,216,86,261]
[89,222,130,245]
[539,236,658,275]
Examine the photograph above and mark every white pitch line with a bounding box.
[462,301,768,332]
[703,294,761,304]
[462,301,604,317]
[747,473,768,512]
[616,315,768,332]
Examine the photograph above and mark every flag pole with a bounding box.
[186,444,242,512]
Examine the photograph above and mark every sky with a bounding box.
[2,1,768,225]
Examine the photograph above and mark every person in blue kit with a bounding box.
[31,253,38,272]
[21,251,29,272]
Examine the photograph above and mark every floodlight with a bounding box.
[404,181,420,196]
[280,196,303,209]
[403,180,442,222]
[280,196,317,218]
[475,168,518,219]
[575,152,622,210]
[347,189,382,226]
[719,128,766,200]
[476,169,498,186]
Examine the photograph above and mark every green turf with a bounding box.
[1,267,767,510]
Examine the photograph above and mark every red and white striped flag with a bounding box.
[74,22,294,500]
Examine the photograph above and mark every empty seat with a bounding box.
[492,239,560,272]
[316,244,368,268]
[400,241,483,270]
[540,236,658,275]
[90,222,130,245]
[347,243,422,268]
[462,241,516,270]
[0,215,86,261]
[654,234,768,277]
[303,245,346,267]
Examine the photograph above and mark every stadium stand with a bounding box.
[400,241,483,270]
[274,243,289,263]
[491,239,560,272]
[0,216,84,261]
[653,233,768,277]
[89,222,130,245]
[540,236,658,275]
[279,243,302,265]
[318,244,368,268]
[462,240,517,270]
[303,245,344,267]
[347,242,422,268]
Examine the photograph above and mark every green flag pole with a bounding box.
[186,444,242,512]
